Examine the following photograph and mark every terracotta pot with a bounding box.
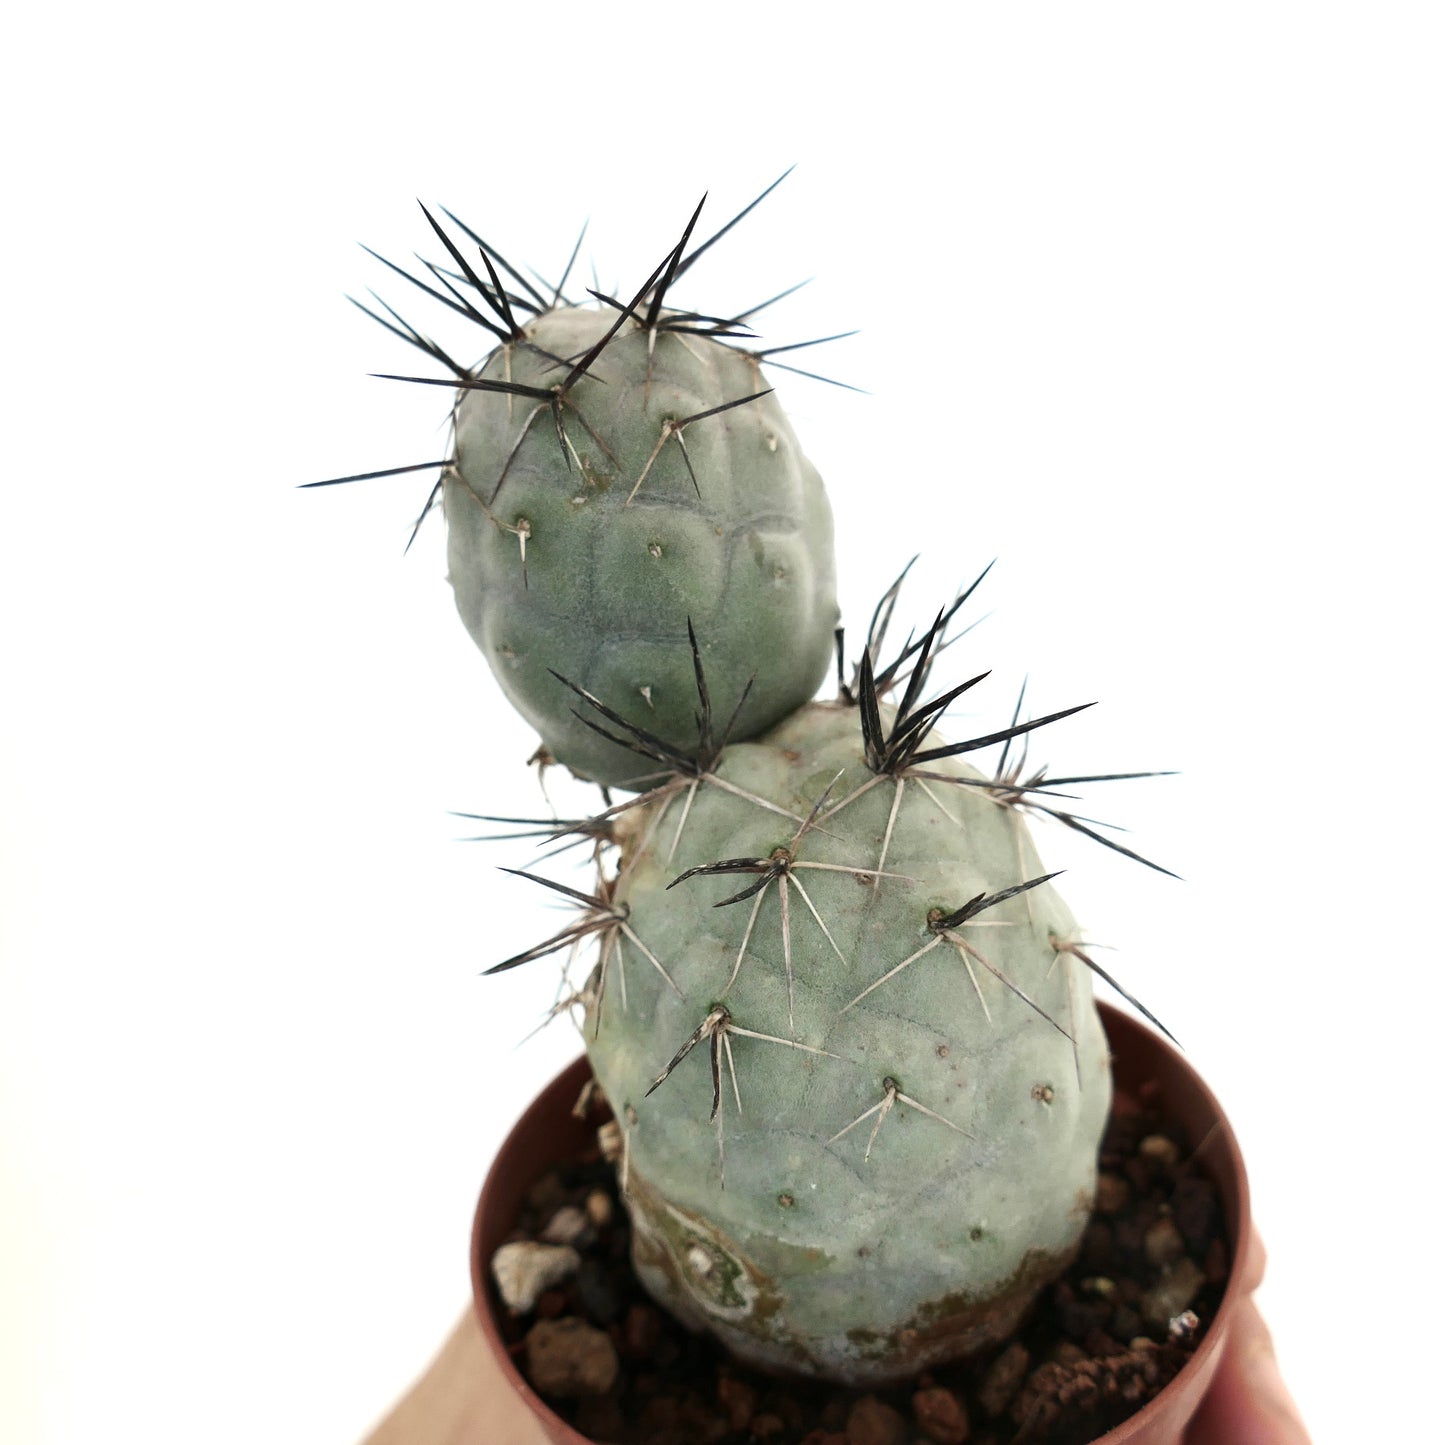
[471,1003,1250,1445]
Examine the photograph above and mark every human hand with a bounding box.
[362,1308,554,1445]
[1187,1229,1311,1444]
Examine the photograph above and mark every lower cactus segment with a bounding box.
[584,701,1111,1383]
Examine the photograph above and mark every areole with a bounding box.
[470,1003,1251,1445]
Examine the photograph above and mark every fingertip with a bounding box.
[1239,1224,1267,1295]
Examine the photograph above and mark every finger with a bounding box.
[1238,1224,1267,1295]
[1186,1296,1311,1445]
[364,1308,555,1445]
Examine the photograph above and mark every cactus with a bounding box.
[321,178,1174,1387]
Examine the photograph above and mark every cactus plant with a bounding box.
[319,178,1175,1390]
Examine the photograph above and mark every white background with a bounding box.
[3,5,1440,1441]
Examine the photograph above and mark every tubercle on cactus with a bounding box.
[840,873,1067,1021]
[827,1074,973,1164]
[553,618,756,784]
[630,999,844,1191]
[662,771,906,1031]
[539,619,826,833]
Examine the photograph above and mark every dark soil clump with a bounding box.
[489,1080,1228,1445]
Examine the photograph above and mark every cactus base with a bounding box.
[470,1004,1250,1444]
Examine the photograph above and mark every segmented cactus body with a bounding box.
[445,306,837,787]
[584,701,1111,1383]
[327,182,1169,1392]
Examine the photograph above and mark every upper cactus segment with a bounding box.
[445,296,836,787]
[319,177,843,787]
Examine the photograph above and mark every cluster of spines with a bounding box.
[304,172,858,551]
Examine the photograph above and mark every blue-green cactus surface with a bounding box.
[445,304,837,787]
[582,701,1111,1382]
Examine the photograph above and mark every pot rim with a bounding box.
[471,1001,1251,1445]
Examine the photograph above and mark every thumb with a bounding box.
[1187,1296,1311,1444]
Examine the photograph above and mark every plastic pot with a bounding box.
[470,1002,1250,1445]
